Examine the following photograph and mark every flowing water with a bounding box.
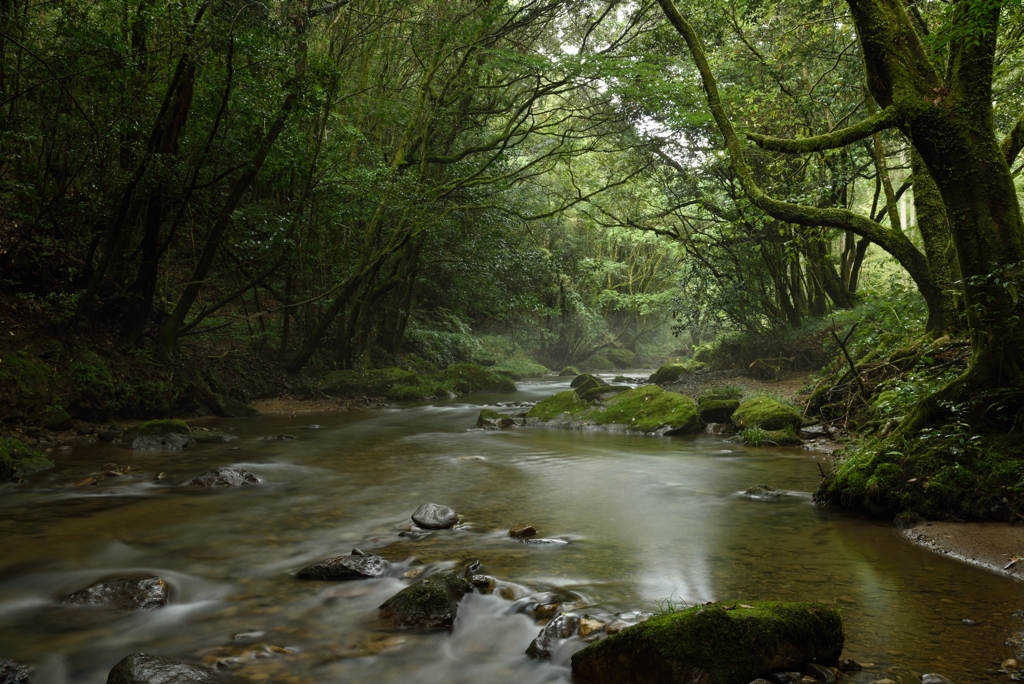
[1,376,1021,683]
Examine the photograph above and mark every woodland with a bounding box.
[2,0,1024,521]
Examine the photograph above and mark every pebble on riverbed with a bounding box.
[411,503,459,529]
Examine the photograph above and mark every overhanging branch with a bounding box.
[747,106,901,154]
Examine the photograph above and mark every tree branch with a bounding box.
[747,106,901,154]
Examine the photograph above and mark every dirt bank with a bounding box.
[901,521,1024,578]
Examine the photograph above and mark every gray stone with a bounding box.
[0,657,30,684]
[106,653,230,684]
[183,467,261,488]
[744,484,782,499]
[921,675,954,684]
[296,549,387,580]
[98,430,121,442]
[121,420,191,450]
[62,577,168,611]
[526,613,580,659]
[378,571,474,629]
[805,663,836,684]
[411,503,459,529]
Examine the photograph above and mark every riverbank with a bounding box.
[901,521,1024,579]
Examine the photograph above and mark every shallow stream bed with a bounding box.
[1,377,1021,683]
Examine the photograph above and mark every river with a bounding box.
[0,376,1020,682]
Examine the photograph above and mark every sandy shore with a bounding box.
[901,521,1024,578]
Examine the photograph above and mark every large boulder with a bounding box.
[698,399,740,423]
[378,571,474,629]
[106,653,230,684]
[183,467,261,487]
[649,362,692,385]
[296,549,388,580]
[0,438,53,481]
[207,394,260,418]
[732,397,802,431]
[46,407,72,431]
[570,601,843,684]
[0,657,30,684]
[319,368,416,397]
[121,420,191,450]
[592,386,700,434]
[411,503,459,529]
[62,577,168,610]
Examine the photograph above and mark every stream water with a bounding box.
[1,376,1021,683]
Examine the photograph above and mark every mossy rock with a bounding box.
[388,364,516,401]
[121,419,191,450]
[698,385,744,403]
[698,399,740,423]
[582,352,616,371]
[570,601,844,684]
[569,373,603,390]
[320,368,416,397]
[606,348,636,368]
[579,385,631,402]
[208,393,261,418]
[559,366,580,376]
[477,409,516,429]
[378,571,474,629]
[46,407,72,431]
[649,362,692,385]
[0,437,54,481]
[732,397,802,431]
[592,386,700,434]
[526,391,593,424]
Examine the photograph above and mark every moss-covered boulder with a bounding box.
[0,437,53,481]
[732,397,802,431]
[208,393,261,418]
[477,409,516,429]
[46,407,72,431]
[559,366,580,376]
[592,386,700,434]
[607,348,636,368]
[580,385,631,402]
[320,368,416,397]
[698,399,740,424]
[570,601,844,684]
[121,420,191,450]
[526,390,593,425]
[649,362,692,385]
[569,373,605,393]
[443,363,517,393]
[378,571,474,629]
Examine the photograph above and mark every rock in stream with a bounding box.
[296,549,388,580]
[183,467,261,488]
[107,652,232,684]
[0,657,30,684]
[378,571,473,629]
[62,576,168,611]
[411,503,459,529]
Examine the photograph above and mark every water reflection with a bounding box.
[0,377,1020,682]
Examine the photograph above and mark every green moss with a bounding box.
[606,348,636,368]
[569,373,603,390]
[649,362,692,384]
[740,426,802,447]
[558,366,580,376]
[698,385,744,402]
[0,437,54,480]
[527,390,592,422]
[443,363,517,393]
[732,397,802,430]
[571,601,843,684]
[593,386,700,434]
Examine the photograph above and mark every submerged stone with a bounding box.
[121,420,191,450]
[570,601,843,684]
[62,576,168,611]
[107,653,230,684]
[296,549,388,580]
[183,467,261,487]
[744,484,782,499]
[411,503,459,529]
[732,397,802,431]
[378,571,474,629]
[190,431,237,444]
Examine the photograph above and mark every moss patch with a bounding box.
[571,601,843,684]
[593,386,699,434]
[526,390,592,422]
[0,437,54,480]
[732,397,802,431]
[579,385,631,402]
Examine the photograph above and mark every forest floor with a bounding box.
[664,369,813,405]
